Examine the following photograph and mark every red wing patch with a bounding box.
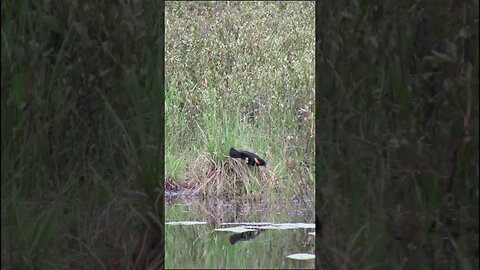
[254,158,261,165]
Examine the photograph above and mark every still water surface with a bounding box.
[165,194,315,269]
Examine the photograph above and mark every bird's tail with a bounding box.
[229,148,243,158]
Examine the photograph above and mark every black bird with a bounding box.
[229,147,267,166]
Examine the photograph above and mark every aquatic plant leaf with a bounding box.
[255,225,279,230]
[214,226,256,233]
[290,223,315,229]
[287,253,315,260]
[254,222,316,230]
[220,222,272,226]
[165,221,207,225]
[271,224,299,229]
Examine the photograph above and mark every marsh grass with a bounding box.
[2,1,163,269]
[165,154,279,199]
[316,1,479,269]
[165,2,315,201]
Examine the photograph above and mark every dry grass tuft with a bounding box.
[166,154,279,197]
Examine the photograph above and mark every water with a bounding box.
[165,194,315,269]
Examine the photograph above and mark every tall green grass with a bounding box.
[316,1,478,269]
[2,1,163,269]
[165,2,315,199]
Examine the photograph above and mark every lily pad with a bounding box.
[165,221,207,225]
[220,222,272,226]
[255,223,315,230]
[214,226,256,233]
[254,225,279,230]
[293,223,315,229]
[271,224,299,230]
[287,253,315,260]
[275,223,315,229]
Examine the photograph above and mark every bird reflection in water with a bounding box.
[229,228,266,245]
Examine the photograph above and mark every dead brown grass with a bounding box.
[165,155,279,198]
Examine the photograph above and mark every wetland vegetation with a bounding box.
[316,1,478,269]
[2,0,477,269]
[165,2,315,268]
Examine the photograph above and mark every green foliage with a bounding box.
[2,1,163,269]
[317,1,479,268]
[165,2,315,197]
